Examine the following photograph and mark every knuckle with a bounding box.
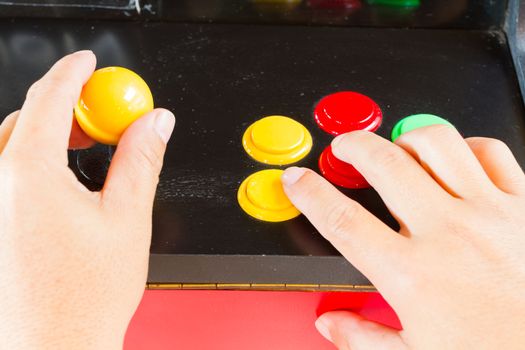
[476,138,510,155]
[26,77,77,104]
[2,110,20,124]
[369,146,404,170]
[324,202,360,239]
[469,195,508,221]
[26,80,44,99]
[420,124,457,139]
[441,203,498,245]
[26,78,62,98]
[400,124,456,144]
[135,143,164,175]
[444,215,472,237]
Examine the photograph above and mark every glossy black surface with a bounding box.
[0,0,507,29]
[1,19,524,283]
[155,0,506,29]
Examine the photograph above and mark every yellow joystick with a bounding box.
[74,66,154,145]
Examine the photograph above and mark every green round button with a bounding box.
[391,114,454,142]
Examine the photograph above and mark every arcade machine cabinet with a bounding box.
[1,1,525,349]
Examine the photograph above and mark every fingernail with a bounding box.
[282,167,306,186]
[73,49,94,56]
[315,318,333,342]
[154,110,176,144]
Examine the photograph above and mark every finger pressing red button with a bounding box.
[318,145,370,189]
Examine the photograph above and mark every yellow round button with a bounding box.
[238,169,301,222]
[242,116,313,165]
[74,66,154,145]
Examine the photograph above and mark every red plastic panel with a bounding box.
[125,290,400,350]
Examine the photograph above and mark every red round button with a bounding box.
[318,146,369,189]
[314,91,382,136]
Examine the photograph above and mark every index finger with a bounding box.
[282,167,408,291]
[4,50,96,163]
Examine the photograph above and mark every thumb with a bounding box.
[0,111,19,154]
[315,311,407,350]
[102,108,175,211]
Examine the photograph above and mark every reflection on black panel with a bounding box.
[0,0,507,29]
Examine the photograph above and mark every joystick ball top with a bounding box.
[74,66,154,145]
